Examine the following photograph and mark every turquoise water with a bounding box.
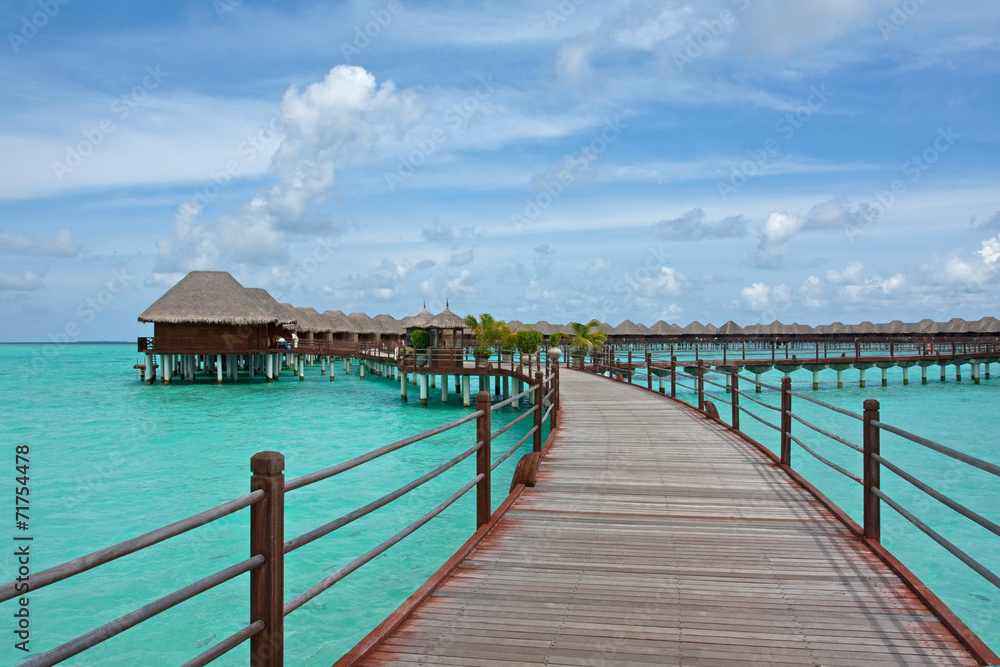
[631,361,1000,653]
[0,344,545,665]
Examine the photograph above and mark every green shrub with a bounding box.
[410,329,431,349]
[515,329,544,353]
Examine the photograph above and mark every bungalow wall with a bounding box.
[153,322,269,353]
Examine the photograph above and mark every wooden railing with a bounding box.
[0,373,559,665]
[585,356,999,657]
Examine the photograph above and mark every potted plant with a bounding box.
[410,329,430,367]
[516,329,544,364]
[547,332,563,362]
[499,323,516,363]
[464,313,505,369]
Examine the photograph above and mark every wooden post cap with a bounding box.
[476,390,491,406]
[864,399,880,412]
[251,451,285,475]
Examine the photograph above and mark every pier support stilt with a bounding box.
[320,357,325,375]
[400,371,408,402]
[922,366,927,384]
[812,370,819,391]
[298,356,304,381]
[658,375,665,394]
[859,368,866,388]
[217,354,223,384]
[502,376,509,400]
[419,374,428,407]
[837,369,843,389]
[902,366,909,386]
[513,379,523,409]
[144,353,155,385]
[441,374,448,403]
[973,363,980,384]
[881,368,888,387]
[360,363,365,380]
[163,355,172,385]
[755,372,762,393]
[955,365,961,382]
[430,374,436,389]
[462,375,471,407]
[494,375,501,396]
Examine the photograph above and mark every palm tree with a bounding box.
[464,313,507,356]
[569,320,607,356]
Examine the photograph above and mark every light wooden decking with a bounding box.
[354,370,981,666]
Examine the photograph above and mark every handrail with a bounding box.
[736,403,782,432]
[787,432,862,483]
[738,374,782,391]
[0,489,264,602]
[491,427,537,472]
[284,441,483,554]
[491,404,537,440]
[789,412,863,453]
[283,473,484,616]
[872,487,1000,590]
[492,383,536,411]
[21,555,264,667]
[732,388,781,411]
[789,389,864,421]
[871,419,1000,477]
[181,621,266,667]
[873,454,1000,539]
[285,410,484,492]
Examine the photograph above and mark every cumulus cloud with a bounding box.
[585,257,611,278]
[656,208,748,241]
[449,249,474,266]
[422,223,453,243]
[0,228,80,257]
[629,266,685,297]
[754,197,878,268]
[0,269,44,291]
[151,66,419,276]
[970,210,1000,230]
[737,0,884,57]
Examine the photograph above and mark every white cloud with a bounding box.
[585,257,611,277]
[0,270,44,291]
[629,266,684,297]
[754,198,877,268]
[0,228,80,257]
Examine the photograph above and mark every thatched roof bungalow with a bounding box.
[138,271,275,353]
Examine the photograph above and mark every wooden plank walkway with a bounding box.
[349,370,983,666]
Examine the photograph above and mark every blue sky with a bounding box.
[1,0,999,342]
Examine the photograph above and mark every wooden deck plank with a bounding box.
[348,369,985,666]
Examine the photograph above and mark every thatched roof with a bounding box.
[293,307,333,333]
[322,310,359,334]
[429,307,466,329]
[139,271,275,325]
[682,321,706,335]
[974,316,1000,333]
[349,312,382,334]
[717,320,742,335]
[245,288,296,328]
[404,307,435,330]
[612,320,640,335]
[531,321,562,336]
[374,314,405,335]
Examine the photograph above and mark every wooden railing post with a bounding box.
[731,364,740,431]
[863,399,881,542]
[696,362,705,412]
[475,391,491,528]
[670,355,677,398]
[533,371,544,452]
[780,376,792,466]
[646,352,652,390]
[552,363,560,429]
[250,451,285,666]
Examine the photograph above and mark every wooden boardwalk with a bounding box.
[346,370,984,666]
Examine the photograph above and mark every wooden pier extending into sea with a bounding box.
[5,344,1000,665]
[337,369,996,666]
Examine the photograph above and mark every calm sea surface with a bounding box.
[1,344,997,664]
